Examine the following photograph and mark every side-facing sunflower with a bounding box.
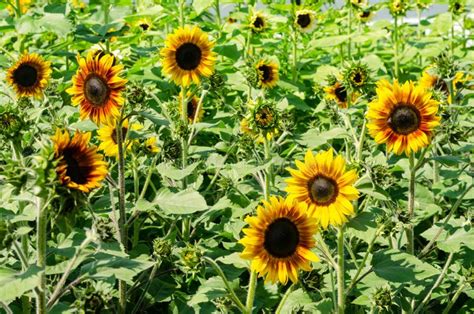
[357,8,375,23]
[178,91,204,123]
[145,137,160,154]
[98,119,142,157]
[367,79,440,155]
[7,53,51,98]
[240,196,319,284]
[255,59,279,89]
[419,70,449,96]
[249,11,268,33]
[160,26,216,87]
[286,149,359,229]
[67,51,127,125]
[295,10,317,33]
[324,81,357,108]
[52,129,108,193]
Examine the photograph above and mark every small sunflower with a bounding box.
[286,149,359,229]
[66,51,127,125]
[250,11,267,33]
[366,79,441,155]
[178,91,204,123]
[98,119,142,157]
[7,53,51,98]
[295,10,317,33]
[52,129,108,193]
[160,26,216,87]
[343,62,371,91]
[389,0,409,16]
[137,18,152,31]
[145,137,160,154]
[240,196,319,284]
[324,81,357,109]
[357,8,374,23]
[351,0,368,6]
[419,71,449,96]
[255,59,279,89]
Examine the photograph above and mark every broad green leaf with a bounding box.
[372,249,439,283]
[188,276,229,306]
[155,188,208,215]
[69,119,98,132]
[346,209,380,243]
[193,0,212,15]
[297,128,349,149]
[0,265,41,303]
[421,218,474,253]
[278,288,317,313]
[156,162,200,180]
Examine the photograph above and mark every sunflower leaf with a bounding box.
[155,188,208,215]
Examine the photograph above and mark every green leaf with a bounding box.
[0,265,41,303]
[188,276,229,306]
[278,288,317,312]
[297,128,349,149]
[372,249,439,283]
[155,188,208,215]
[193,0,212,15]
[156,162,200,181]
[69,119,98,132]
[421,218,474,253]
[430,155,466,166]
[346,209,381,243]
[214,44,240,61]
[38,13,72,37]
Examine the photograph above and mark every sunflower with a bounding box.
[52,129,108,193]
[239,196,319,284]
[351,0,368,6]
[295,10,317,33]
[6,53,51,98]
[178,91,204,123]
[324,81,357,108]
[160,26,216,87]
[367,79,440,155]
[255,60,279,89]
[66,51,127,125]
[250,11,267,32]
[419,71,449,96]
[145,137,160,154]
[98,119,142,157]
[357,8,374,23]
[137,18,152,31]
[286,149,359,229]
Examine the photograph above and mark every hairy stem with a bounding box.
[337,226,345,314]
[406,153,416,255]
[36,197,48,314]
[275,283,296,314]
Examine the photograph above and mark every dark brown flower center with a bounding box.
[308,175,338,205]
[111,127,128,144]
[352,72,363,85]
[388,105,421,135]
[63,148,89,184]
[140,23,150,31]
[84,74,110,106]
[253,16,264,29]
[187,100,197,120]
[360,10,371,18]
[255,107,274,128]
[175,43,202,70]
[14,64,38,88]
[335,85,347,102]
[297,14,311,28]
[264,218,300,258]
[258,65,272,82]
[435,78,449,96]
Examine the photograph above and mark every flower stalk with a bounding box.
[393,15,399,78]
[406,153,416,255]
[337,226,345,314]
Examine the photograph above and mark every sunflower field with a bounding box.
[0,0,473,313]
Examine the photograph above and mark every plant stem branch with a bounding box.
[203,257,246,313]
[394,15,399,79]
[406,153,416,255]
[414,252,454,314]
[337,226,345,314]
[275,283,296,314]
[36,196,48,314]
[442,282,467,314]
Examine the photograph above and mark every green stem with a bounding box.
[245,271,257,313]
[203,257,247,312]
[414,252,454,314]
[103,0,110,52]
[406,153,416,255]
[292,28,298,83]
[417,8,422,66]
[15,0,22,17]
[180,86,190,241]
[131,261,161,314]
[356,118,367,162]
[36,197,48,314]
[116,114,127,313]
[451,12,455,56]
[263,136,272,200]
[337,226,345,314]
[215,0,222,37]
[179,0,185,27]
[275,283,296,314]
[442,282,467,314]
[394,15,399,79]
[347,1,352,59]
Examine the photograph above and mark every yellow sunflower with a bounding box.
[145,137,160,154]
[52,129,108,193]
[137,18,152,31]
[324,81,357,108]
[255,60,279,89]
[367,79,441,155]
[419,70,469,104]
[97,119,142,157]
[6,53,51,98]
[160,26,216,87]
[286,149,359,229]
[178,91,204,123]
[295,10,317,33]
[66,51,127,125]
[357,8,374,23]
[240,196,319,284]
[250,11,267,32]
